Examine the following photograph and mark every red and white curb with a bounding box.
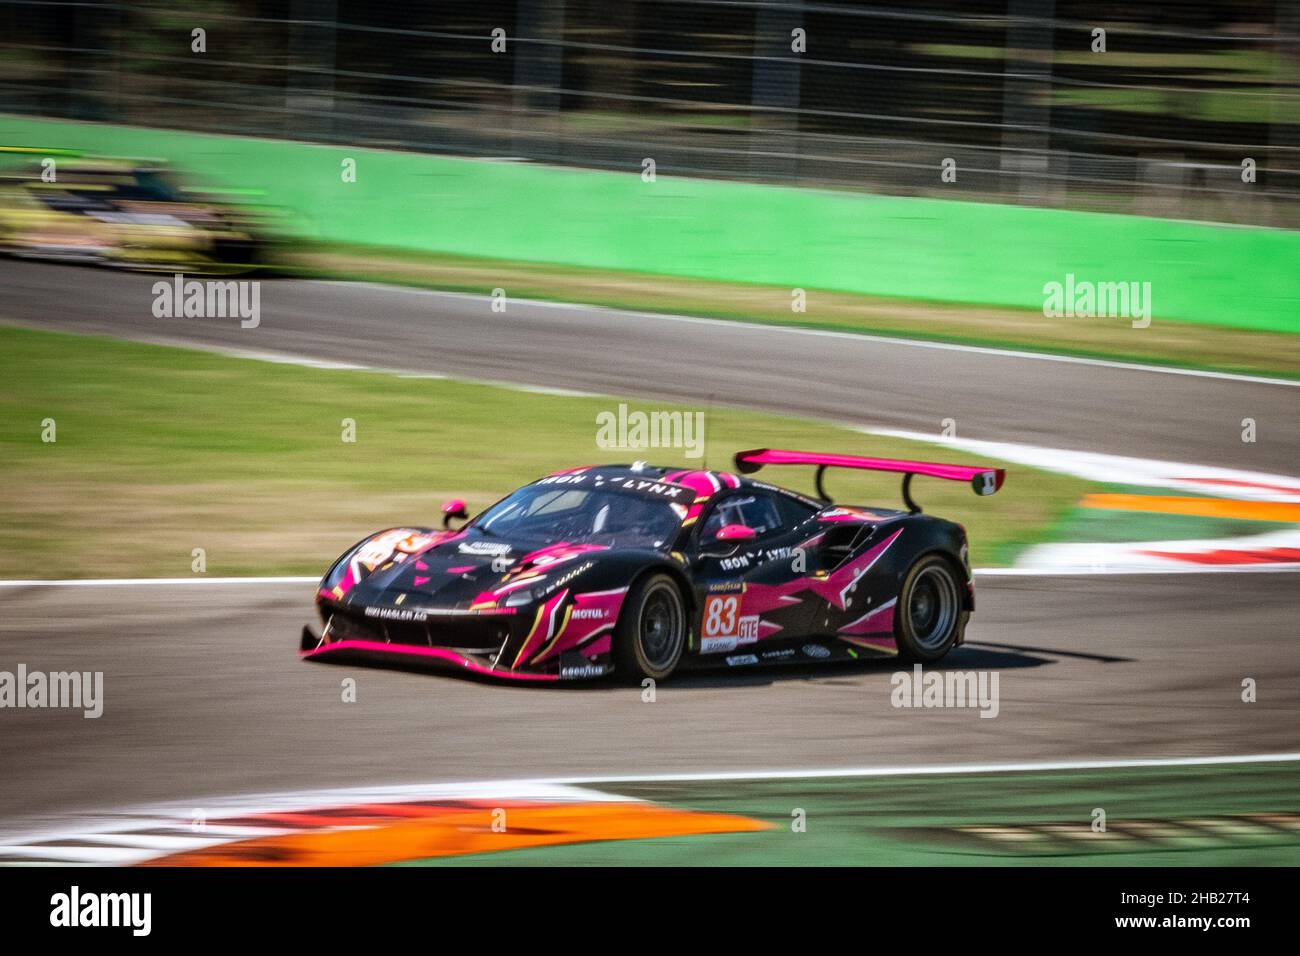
[866,429,1300,572]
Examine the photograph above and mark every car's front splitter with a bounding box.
[298,625,625,683]
[299,636,565,681]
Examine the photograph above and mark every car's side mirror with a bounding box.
[715,524,757,542]
[442,498,468,529]
[702,523,757,556]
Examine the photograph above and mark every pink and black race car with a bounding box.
[300,449,1005,682]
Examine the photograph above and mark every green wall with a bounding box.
[4,114,1297,332]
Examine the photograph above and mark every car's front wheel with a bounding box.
[894,554,967,663]
[614,573,686,681]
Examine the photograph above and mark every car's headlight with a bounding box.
[504,588,541,608]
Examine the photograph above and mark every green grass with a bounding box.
[0,325,1093,577]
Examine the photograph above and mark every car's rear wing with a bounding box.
[734,448,1005,513]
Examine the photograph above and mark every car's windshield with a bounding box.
[471,484,683,550]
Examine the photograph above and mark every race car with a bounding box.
[0,156,272,273]
[300,449,1005,682]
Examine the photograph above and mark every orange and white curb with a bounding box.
[0,781,768,867]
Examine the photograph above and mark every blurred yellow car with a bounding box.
[0,159,272,274]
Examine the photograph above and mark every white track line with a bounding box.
[344,282,1300,389]
[528,751,1300,785]
[975,565,1300,576]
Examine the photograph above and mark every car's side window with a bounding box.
[527,489,587,517]
[773,492,819,530]
[701,491,785,540]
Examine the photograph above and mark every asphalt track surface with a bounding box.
[1,260,1298,827]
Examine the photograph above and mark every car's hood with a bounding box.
[326,528,623,611]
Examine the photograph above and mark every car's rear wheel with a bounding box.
[614,573,686,681]
[894,554,967,663]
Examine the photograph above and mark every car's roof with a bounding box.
[542,462,755,490]
[537,463,829,517]
[535,463,908,525]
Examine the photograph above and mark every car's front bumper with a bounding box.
[299,620,613,682]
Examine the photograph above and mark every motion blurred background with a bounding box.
[2,0,1298,578]
[3,0,1298,225]
[2,3,1300,867]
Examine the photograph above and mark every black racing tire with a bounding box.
[894,554,968,663]
[613,573,687,682]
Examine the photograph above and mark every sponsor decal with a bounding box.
[817,507,876,524]
[364,606,429,623]
[760,648,795,660]
[458,540,512,556]
[725,654,759,666]
[609,477,693,501]
[390,532,438,554]
[570,607,608,621]
[718,544,797,572]
[802,643,831,659]
[536,473,590,486]
[700,636,739,653]
[559,662,609,679]
[352,528,432,574]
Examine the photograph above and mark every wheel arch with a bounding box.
[621,562,697,639]
[907,546,974,612]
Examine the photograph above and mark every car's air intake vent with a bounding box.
[330,607,506,652]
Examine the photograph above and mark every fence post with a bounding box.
[999,0,1056,201]
[751,0,803,182]
[287,0,337,142]
[1266,0,1300,219]
[513,0,567,164]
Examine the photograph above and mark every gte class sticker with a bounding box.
[700,595,760,653]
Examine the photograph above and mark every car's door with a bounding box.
[689,489,819,657]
